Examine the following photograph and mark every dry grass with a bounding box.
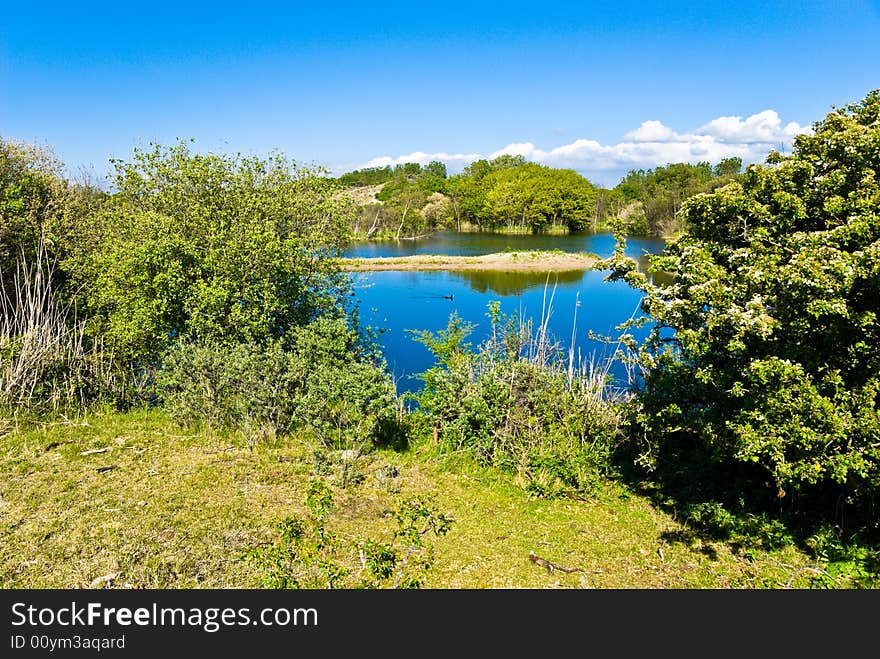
[0,409,815,589]
[0,241,116,413]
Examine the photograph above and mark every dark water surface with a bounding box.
[343,230,663,260]
[346,232,666,393]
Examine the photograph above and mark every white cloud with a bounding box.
[489,142,536,159]
[697,110,808,143]
[624,120,678,142]
[361,150,482,169]
[349,108,812,184]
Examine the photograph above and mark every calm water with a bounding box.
[344,230,663,260]
[346,232,666,393]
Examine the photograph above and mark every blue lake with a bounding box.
[344,232,666,393]
[344,230,663,260]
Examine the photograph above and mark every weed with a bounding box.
[248,479,453,588]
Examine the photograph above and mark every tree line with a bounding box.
[339,155,745,239]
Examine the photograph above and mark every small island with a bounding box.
[338,250,598,272]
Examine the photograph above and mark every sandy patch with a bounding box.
[338,251,597,272]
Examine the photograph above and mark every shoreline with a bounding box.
[338,251,598,272]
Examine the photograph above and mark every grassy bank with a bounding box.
[0,409,821,588]
[339,251,598,272]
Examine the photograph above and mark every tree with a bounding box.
[424,160,448,179]
[481,163,597,232]
[0,142,69,284]
[713,157,743,178]
[609,90,880,512]
[67,141,356,366]
[336,165,394,187]
[387,188,427,239]
[0,138,105,309]
[613,161,729,237]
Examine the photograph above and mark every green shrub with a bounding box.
[412,305,623,497]
[157,317,404,450]
[805,528,880,588]
[606,90,880,525]
[65,141,356,368]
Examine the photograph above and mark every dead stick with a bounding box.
[529,551,595,574]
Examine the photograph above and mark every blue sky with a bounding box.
[2,1,878,186]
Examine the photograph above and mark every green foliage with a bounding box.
[373,161,447,202]
[0,140,65,281]
[0,139,116,414]
[612,160,742,237]
[805,528,880,588]
[446,158,598,233]
[336,165,395,187]
[713,157,743,178]
[0,139,105,306]
[355,161,451,238]
[480,163,598,232]
[66,141,356,367]
[248,480,453,588]
[681,501,794,550]
[412,306,622,497]
[344,153,745,239]
[463,155,527,180]
[611,90,880,523]
[345,155,600,237]
[157,317,404,450]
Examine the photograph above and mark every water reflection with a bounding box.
[450,269,585,296]
[450,261,673,296]
[354,269,655,393]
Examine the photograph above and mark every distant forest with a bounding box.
[338,154,745,239]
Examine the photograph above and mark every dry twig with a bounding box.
[529,551,599,575]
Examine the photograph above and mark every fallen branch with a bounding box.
[784,565,839,589]
[529,551,597,575]
[765,556,841,588]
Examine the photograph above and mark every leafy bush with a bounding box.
[611,159,743,238]
[412,304,623,497]
[66,141,356,368]
[0,140,69,287]
[607,90,880,524]
[805,528,880,588]
[157,317,404,450]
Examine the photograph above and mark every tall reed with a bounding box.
[0,239,114,414]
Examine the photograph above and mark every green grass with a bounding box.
[0,409,819,588]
